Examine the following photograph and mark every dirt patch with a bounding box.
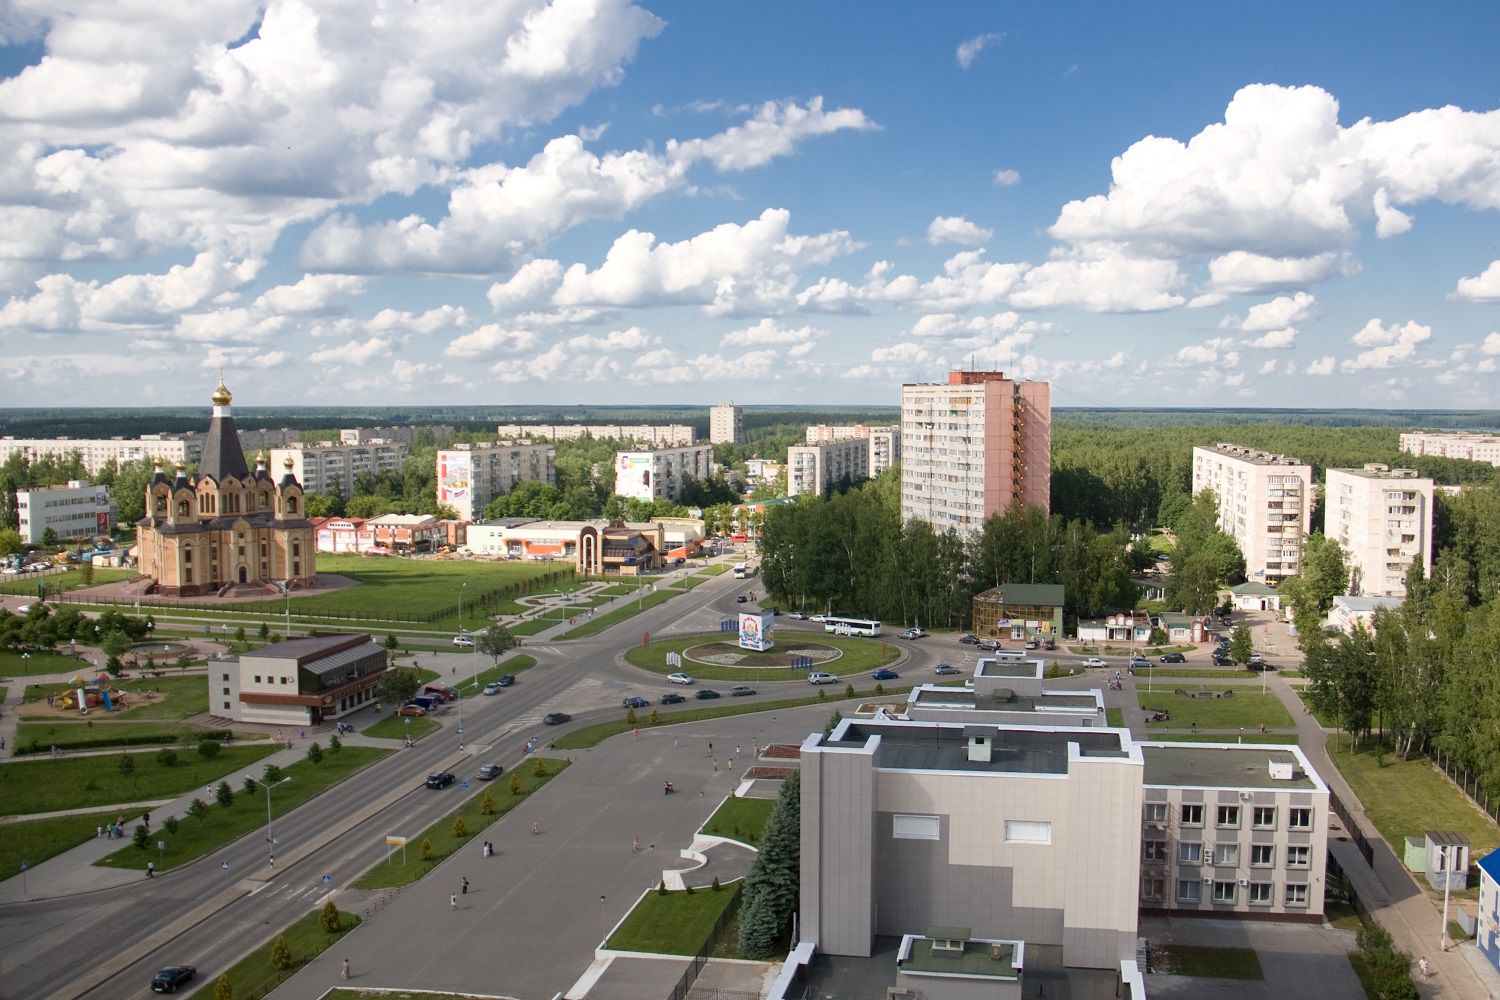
[761,743,802,760]
[745,766,796,780]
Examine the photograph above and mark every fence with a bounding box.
[1430,745,1500,827]
[666,886,745,1000]
[1327,787,1374,867]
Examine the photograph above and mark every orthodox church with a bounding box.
[135,380,316,597]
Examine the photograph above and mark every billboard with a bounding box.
[438,452,471,505]
[738,613,775,652]
[615,452,655,502]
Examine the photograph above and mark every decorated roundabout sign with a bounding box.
[681,640,843,669]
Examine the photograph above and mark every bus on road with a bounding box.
[733,562,749,579]
[823,616,881,637]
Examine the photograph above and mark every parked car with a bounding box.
[1248,662,1277,672]
[934,663,960,675]
[667,672,694,685]
[451,635,475,647]
[1024,639,1040,650]
[426,771,456,789]
[1211,653,1234,666]
[496,674,515,687]
[788,610,808,620]
[621,695,650,708]
[764,606,781,616]
[397,703,428,717]
[1081,657,1107,668]
[1249,651,1264,662]
[1129,656,1151,669]
[810,614,828,623]
[659,692,686,705]
[696,689,722,700]
[958,634,979,645]
[872,668,899,681]
[729,685,757,697]
[543,712,571,725]
[1042,639,1057,650]
[898,627,926,639]
[151,966,197,993]
[807,671,838,685]
[483,681,505,695]
[1159,652,1187,663]
[476,763,503,781]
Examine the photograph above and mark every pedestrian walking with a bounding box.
[712,757,718,771]
[673,736,679,748]
[735,745,741,756]
[299,728,305,739]
[450,893,457,910]
[97,825,103,839]
[632,728,638,739]
[1259,722,1266,734]
[1419,957,1429,978]
[341,959,351,980]
[633,836,639,853]
[143,812,150,830]
[462,877,469,894]
[146,861,155,878]
[532,822,539,835]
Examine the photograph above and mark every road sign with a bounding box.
[322,875,332,883]
[404,717,411,726]
[221,861,230,870]
[385,836,407,846]
[456,726,464,735]
[19,861,28,872]
[460,781,469,790]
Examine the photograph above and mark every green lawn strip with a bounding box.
[1156,944,1263,979]
[351,757,569,889]
[669,576,705,591]
[606,884,740,954]
[1328,741,1500,856]
[362,714,439,741]
[95,746,390,872]
[0,744,280,816]
[1324,901,1361,931]
[508,617,558,636]
[182,907,361,1000]
[594,584,637,596]
[453,654,537,697]
[1146,733,1301,744]
[553,692,856,750]
[555,590,679,639]
[1136,668,1277,679]
[1137,691,1294,730]
[1346,952,1379,997]
[0,649,94,678]
[1105,708,1124,727]
[0,811,138,877]
[623,632,898,682]
[0,567,135,596]
[97,675,210,720]
[13,720,268,754]
[702,796,774,843]
[697,564,730,577]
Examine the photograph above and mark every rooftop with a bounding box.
[900,935,1019,979]
[977,658,1041,679]
[973,584,1065,607]
[909,687,1100,714]
[1198,443,1308,466]
[822,721,1132,776]
[1331,463,1431,481]
[1140,743,1322,790]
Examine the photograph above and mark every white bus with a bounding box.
[733,562,749,579]
[823,616,882,637]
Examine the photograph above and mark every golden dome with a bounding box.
[211,378,232,406]
[174,462,188,473]
[283,456,295,469]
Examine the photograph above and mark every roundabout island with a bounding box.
[625,631,899,681]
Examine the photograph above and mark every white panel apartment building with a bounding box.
[709,403,743,444]
[271,440,409,498]
[612,444,717,503]
[494,424,695,446]
[804,424,902,478]
[1191,444,1313,585]
[1325,464,1434,598]
[787,439,872,497]
[436,442,556,521]
[16,481,116,543]
[1399,431,1500,466]
[0,435,199,474]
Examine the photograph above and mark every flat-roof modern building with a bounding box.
[971,584,1064,641]
[1399,431,1500,467]
[16,480,115,544]
[613,444,717,503]
[786,439,871,497]
[436,441,555,521]
[900,371,1050,538]
[271,439,409,499]
[1325,464,1434,598]
[709,402,743,444]
[1191,444,1313,585]
[215,633,387,726]
[805,424,902,478]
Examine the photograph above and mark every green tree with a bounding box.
[532,758,548,777]
[155,748,178,767]
[475,622,518,663]
[384,632,399,651]
[118,753,136,776]
[327,732,342,753]
[319,899,342,933]
[187,797,210,824]
[132,824,150,851]
[507,772,522,796]
[269,934,293,970]
[420,837,435,860]
[213,973,234,1000]
[215,780,234,807]
[1228,625,1254,665]
[480,789,496,814]
[0,528,22,557]
[258,621,270,640]
[451,817,469,839]
[305,741,324,764]
[625,706,637,726]
[198,739,221,759]
[737,770,801,959]
[375,666,423,705]
[263,762,283,783]
[164,815,179,835]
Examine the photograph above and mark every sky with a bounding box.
[2,1,1499,411]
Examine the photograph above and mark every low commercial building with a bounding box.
[786,439,871,497]
[215,633,387,726]
[465,517,704,574]
[1229,581,1281,612]
[971,584,1064,642]
[1326,594,1402,635]
[15,480,115,544]
[437,441,555,521]
[613,445,716,503]
[310,517,372,553]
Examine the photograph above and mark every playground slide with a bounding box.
[101,688,113,711]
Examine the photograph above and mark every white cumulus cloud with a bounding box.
[1453,261,1500,302]
[926,216,993,246]
[956,32,1003,69]
[1341,318,1432,371]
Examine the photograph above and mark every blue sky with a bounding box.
[1,0,1498,409]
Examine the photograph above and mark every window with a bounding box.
[1143,803,1167,824]
[1214,844,1239,866]
[281,676,291,685]
[1287,846,1310,868]
[253,675,262,684]
[1004,820,1051,844]
[1177,880,1201,902]
[893,814,940,840]
[1178,842,1202,864]
[223,701,231,711]
[1212,881,1237,903]
[1285,884,1309,905]
[1216,805,1240,828]
[1252,806,1276,828]
[288,497,298,513]
[1143,840,1168,862]
[222,687,229,696]
[1180,804,1203,826]
[1249,882,1273,904]
[1288,808,1312,829]
[1250,845,1275,866]
[1141,877,1164,900]
[185,568,193,583]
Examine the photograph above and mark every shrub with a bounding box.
[844,683,854,699]
[658,879,668,896]
[263,763,283,783]
[132,824,150,851]
[164,815,179,835]
[198,740,221,760]
[712,877,721,891]
[269,934,293,971]
[319,899,342,934]
[187,798,210,824]
[480,789,496,815]
[155,748,178,767]
[451,817,469,839]
[215,781,234,808]
[258,622,270,640]
[327,733,342,753]
[874,683,885,695]
[243,775,258,795]
[507,773,522,796]
[214,973,234,1000]
[305,741,324,764]
[625,707,637,726]
[420,837,435,860]
[648,708,661,726]
[118,754,135,776]
[532,758,548,778]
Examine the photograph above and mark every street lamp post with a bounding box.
[459,582,467,638]
[248,775,292,864]
[279,582,291,639]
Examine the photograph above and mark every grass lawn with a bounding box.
[96,746,389,872]
[14,720,267,754]
[1105,708,1124,727]
[182,907,360,1000]
[556,589,679,639]
[1137,691,1293,730]
[0,810,137,878]
[1328,741,1500,856]
[697,563,729,577]
[0,648,95,678]
[1148,733,1301,744]
[352,757,568,889]
[1136,667,1278,679]
[0,743,280,816]
[606,884,740,954]
[454,654,536,697]
[1155,944,1263,979]
[624,632,898,682]
[362,714,439,741]
[702,796,774,843]
[553,693,851,750]
[0,566,135,597]
[97,675,209,720]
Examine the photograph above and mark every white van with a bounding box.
[808,671,838,685]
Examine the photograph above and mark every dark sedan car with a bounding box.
[958,634,979,644]
[543,712,571,725]
[496,674,515,687]
[152,966,196,993]
[695,689,721,700]
[977,640,1004,651]
[476,763,503,781]
[1159,652,1187,663]
[659,692,686,705]
[622,695,650,708]
[872,668,899,681]
[426,771,456,789]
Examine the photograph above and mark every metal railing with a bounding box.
[665,887,745,1000]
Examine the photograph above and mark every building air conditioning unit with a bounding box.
[1239,878,1249,886]
[1239,791,1253,800]
[1203,876,1213,884]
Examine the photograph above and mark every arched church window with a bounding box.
[176,500,188,517]
[287,496,299,514]
[155,495,167,513]
[259,492,269,509]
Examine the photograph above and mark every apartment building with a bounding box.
[1399,431,1500,467]
[786,439,871,497]
[0,434,199,474]
[494,424,694,446]
[15,481,115,543]
[436,441,555,521]
[709,402,744,444]
[1325,464,1434,598]
[1191,444,1313,585]
[613,445,717,503]
[900,371,1050,538]
[270,439,409,498]
[805,424,902,477]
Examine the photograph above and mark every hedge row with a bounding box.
[14,728,233,755]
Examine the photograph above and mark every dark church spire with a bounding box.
[197,378,250,482]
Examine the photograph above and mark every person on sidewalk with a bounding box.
[1419,956,1429,978]
[341,959,351,980]
[146,861,155,878]
[461,877,469,894]
[450,893,457,910]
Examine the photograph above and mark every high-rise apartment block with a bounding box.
[1191,444,1313,585]
[1325,464,1434,598]
[709,403,743,444]
[786,440,871,497]
[613,445,718,503]
[271,440,409,499]
[900,371,1050,537]
[16,481,115,543]
[804,424,902,477]
[1399,431,1500,466]
[436,442,555,521]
